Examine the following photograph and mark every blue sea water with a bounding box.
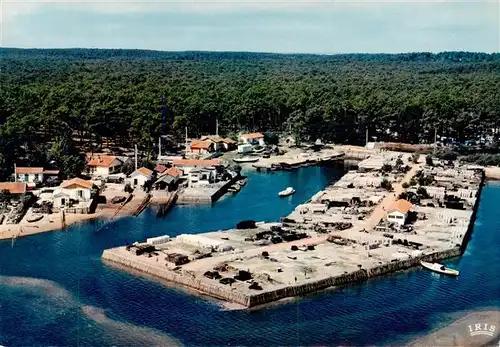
[0,166,499,346]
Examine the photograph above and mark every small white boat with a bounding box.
[238,178,248,187]
[420,261,459,276]
[233,157,259,163]
[228,184,241,193]
[278,187,296,197]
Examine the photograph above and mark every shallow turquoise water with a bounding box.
[0,167,499,346]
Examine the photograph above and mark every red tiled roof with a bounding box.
[191,140,213,150]
[61,178,93,189]
[43,170,60,175]
[154,164,167,174]
[0,182,27,194]
[87,155,120,167]
[172,159,221,167]
[15,167,43,174]
[388,199,413,214]
[222,138,237,144]
[242,132,264,139]
[136,167,153,176]
[165,167,182,177]
[200,136,224,143]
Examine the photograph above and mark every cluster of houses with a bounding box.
[0,131,265,221]
[188,133,265,155]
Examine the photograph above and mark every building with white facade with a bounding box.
[14,166,60,186]
[386,199,412,226]
[86,155,123,177]
[240,133,265,146]
[53,178,94,212]
[127,167,153,188]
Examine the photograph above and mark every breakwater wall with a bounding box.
[460,170,485,253]
[246,248,460,307]
[102,249,252,306]
[102,247,461,308]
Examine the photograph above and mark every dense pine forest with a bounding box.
[1,48,500,179]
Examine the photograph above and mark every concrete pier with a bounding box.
[101,152,484,308]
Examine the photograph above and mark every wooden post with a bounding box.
[135,144,138,171]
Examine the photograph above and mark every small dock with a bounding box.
[252,150,344,172]
[177,177,238,204]
[133,193,151,216]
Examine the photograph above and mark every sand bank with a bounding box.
[409,310,500,347]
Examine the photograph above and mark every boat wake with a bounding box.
[1,276,181,346]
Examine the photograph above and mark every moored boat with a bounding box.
[420,260,459,276]
[27,214,43,223]
[228,184,242,193]
[278,187,295,197]
[238,178,248,186]
[233,157,259,163]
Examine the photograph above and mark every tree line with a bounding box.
[1,48,499,180]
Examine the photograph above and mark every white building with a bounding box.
[237,144,253,154]
[172,159,221,175]
[188,168,217,187]
[386,199,412,226]
[240,132,265,146]
[53,178,94,210]
[86,155,123,177]
[14,167,60,185]
[127,167,153,188]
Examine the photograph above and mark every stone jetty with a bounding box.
[102,151,484,308]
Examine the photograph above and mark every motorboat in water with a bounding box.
[420,260,459,276]
[233,157,259,163]
[278,187,296,197]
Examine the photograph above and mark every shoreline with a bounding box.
[408,310,500,347]
[0,194,170,240]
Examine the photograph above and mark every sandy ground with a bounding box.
[409,310,500,347]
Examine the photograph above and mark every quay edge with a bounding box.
[102,247,461,308]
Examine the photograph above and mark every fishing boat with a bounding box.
[278,187,295,197]
[420,260,459,276]
[228,184,242,193]
[233,157,259,163]
[27,214,43,223]
[238,178,248,187]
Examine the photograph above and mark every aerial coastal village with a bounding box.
[101,144,489,307]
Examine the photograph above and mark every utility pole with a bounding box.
[216,118,219,137]
[434,127,437,155]
[14,163,16,182]
[365,128,369,147]
[134,144,138,171]
[158,137,162,158]
[185,127,188,154]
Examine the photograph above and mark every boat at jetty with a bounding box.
[278,187,295,197]
[238,178,248,186]
[233,157,259,163]
[228,184,242,193]
[27,214,43,223]
[420,261,459,276]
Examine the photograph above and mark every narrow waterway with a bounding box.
[0,167,499,346]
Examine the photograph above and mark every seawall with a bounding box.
[103,247,461,308]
